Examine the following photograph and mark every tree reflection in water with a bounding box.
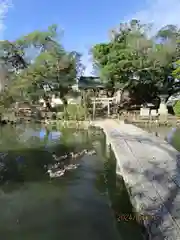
[0,124,103,185]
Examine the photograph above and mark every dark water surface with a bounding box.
[0,124,143,240]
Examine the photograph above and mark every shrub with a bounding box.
[63,104,89,120]
[173,100,180,117]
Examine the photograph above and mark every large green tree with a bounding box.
[92,20,180,105]
[0,24,83,108]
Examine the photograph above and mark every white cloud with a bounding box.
[132,0,180,31]
[0,0,12,39]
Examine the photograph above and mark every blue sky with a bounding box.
[1,0,180,75]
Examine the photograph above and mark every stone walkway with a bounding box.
[94,120,180,240]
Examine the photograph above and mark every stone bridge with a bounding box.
[94,119,180,240]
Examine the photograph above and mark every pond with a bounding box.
[0,123,144,240]
[133,124,180,151]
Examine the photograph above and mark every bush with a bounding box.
[171,129,180,151]
[63,104,88,120]
[173,100,180,117]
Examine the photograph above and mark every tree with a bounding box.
[92,20,154,98]
[0,24,83,108]
[173,60,180,79]
[91,20,180,105]
[153,25,180,98]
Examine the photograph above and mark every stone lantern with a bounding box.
[158,94,168,121]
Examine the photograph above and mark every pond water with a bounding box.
[134,124,180,151]
[0,123,144,240]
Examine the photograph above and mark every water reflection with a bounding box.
[0,124,146,240]
[134,123,180,151]
[166,127,177,144]
[38,128,61,140]
[0,125,122,240]
[0,125,89,184]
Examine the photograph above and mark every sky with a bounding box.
[0,0,180,76]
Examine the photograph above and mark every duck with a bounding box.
[81,149,88,155]
[80,150,87,156]
[50,163,61,170]
[65,164,79,170]
[70,152,80,159]
[83,149,96,156]
[47,169,65,178]
[48,161,65,171]
[52,153,68,162]
[88,150,96,155]
[60,154,68,160]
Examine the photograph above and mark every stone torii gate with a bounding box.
[91,97,115,119]
[90,90,123,119]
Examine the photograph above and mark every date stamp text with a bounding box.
[117,214,159,222]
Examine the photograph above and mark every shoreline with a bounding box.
[1,115,180,126]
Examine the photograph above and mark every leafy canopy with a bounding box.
[92,20,180,103]
[0,24,83,106]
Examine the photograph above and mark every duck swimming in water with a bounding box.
[45,162,61,170]
[87,150,96,155]
[47,169,65,178]
[82,149,96,156]
[70,152,81,159]
[52,153,68,162]
[65,164,79,170]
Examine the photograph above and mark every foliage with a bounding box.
[0,20,180,111]
[171,129,180,151]
[173,100,180,116]
[0,24,84,109]
[91,20,180,104]
[172,60,180,95]
[173,60,180,79]
[63,104,89,120]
